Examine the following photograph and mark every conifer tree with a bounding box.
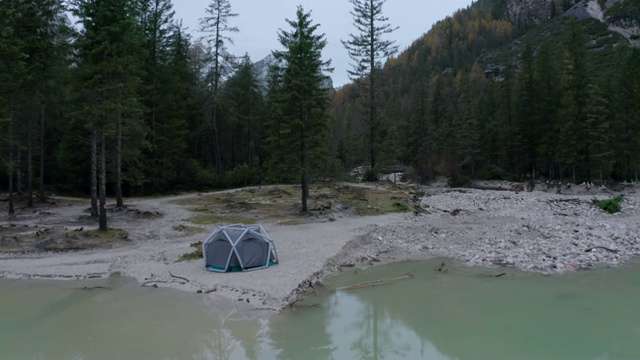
[72,0,147,229]
[1,0,69,213]
[558,19,589,182]
[269,6,332,212]
[0,0,26,215]
[534,41,560,178]
[583,84,611,182]
[138,0,194,192]
[342,0,398,170]
[200,0,239,175]
[516,40,538,178]
[220,54,264,169]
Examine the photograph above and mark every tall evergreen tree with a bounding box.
[516,40,538,178]
[72,0,147,230]
[220,54,264,169]
[269,6,332,212]
[611,47,640,181]
[342,0,398,170]
[138,1,194,193]
[558,19,589,182]
[534,41,561,179]
[199,0,239,175]
[0,0,69,213]
[0,0,26,215]
[583,84,611,182]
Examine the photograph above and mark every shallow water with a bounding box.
[1,259,639,360]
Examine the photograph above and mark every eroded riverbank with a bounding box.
[2,182,639,310]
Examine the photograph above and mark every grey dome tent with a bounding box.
[202,224,278,272]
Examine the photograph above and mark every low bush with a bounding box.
[362,168,379,182]
[594,195,624,214]
[178,241,203,262]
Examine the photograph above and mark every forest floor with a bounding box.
[1,180,639,311]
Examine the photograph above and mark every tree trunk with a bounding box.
[16,148,22,195]
[212,10,223,175]
[91,128,98,217]
[8,110,15,216]
[116,107,123,208]
[301,137,309,213]
[369,26,376,170]
[38,101,45,203]
[99,130,108,231]
[27,115,33,208]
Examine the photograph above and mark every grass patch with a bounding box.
[172,224,207,237]
[175,183,412,224]
[594,195,624,214]
[178,241,203,262]
[277,219,307,226]
[188,213,256,226]
[333,185,413,216]
[65,228,130,242]
[391,201,412,212]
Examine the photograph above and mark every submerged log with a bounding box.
[336,273,413,291]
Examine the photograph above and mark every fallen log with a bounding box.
[169,271,190,283]
[585,246,618,254]
[81,286,110,290]
[336,273,413,291]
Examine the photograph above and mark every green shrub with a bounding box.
[448,173,471,187]
[362,168,379,182]
[594,195,624,214]
[183,159,215,189]
[224,164,260,188]
[178,241,203,262]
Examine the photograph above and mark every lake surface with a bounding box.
[1,258,639,360]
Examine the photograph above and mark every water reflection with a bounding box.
[313,259,640,360]
[2,259,640,360]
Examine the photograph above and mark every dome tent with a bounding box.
[202,224,278,272]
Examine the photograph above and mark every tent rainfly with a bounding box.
[202,224,278,272]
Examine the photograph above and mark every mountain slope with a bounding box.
[329,0,640,183]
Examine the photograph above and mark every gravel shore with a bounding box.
[1,182,639,311]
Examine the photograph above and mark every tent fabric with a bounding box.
[202,224,278,272]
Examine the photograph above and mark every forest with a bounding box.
[1,0,640,214]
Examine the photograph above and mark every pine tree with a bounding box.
[269,6,332,212]
[516,40,538,178]
[72,0,147,230]
[558,19,589,182]
[0,0,69,212]
[611,47,640,181]
[583,84,611,182]
[200,0,239,175]
[342,0,398,170]
[533,41,561,179]
[0,0,26,215]
[220,54,264,169]
[138,1,194,192]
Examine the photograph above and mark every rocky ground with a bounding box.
[1,181,639,311]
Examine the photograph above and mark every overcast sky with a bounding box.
[172,1,474,87]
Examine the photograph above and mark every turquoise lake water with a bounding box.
[1,258,639,360]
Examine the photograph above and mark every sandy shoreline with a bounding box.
[1,182,639,311]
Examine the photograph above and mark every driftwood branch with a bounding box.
[169,271,190,282]
[336,273,413,291]
[81,286,110,290]
[585,246,618,254]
